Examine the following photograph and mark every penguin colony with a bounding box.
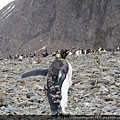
[21,49,72,116]
[5,46,120,60]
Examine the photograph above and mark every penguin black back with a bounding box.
[46,59,69,115]
[45,49,72,115]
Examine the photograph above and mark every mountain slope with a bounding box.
[0,0,120,57]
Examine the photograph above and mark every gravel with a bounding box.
[0,52,120,115]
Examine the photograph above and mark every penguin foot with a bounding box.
[51,110,71,119]
[51,111,62,118]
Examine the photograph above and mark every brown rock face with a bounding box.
[0,0,120,57]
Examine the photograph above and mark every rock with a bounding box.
[102,105,117,112]
[0,52,120,115]
[99,85,109,92]
[7,105,17,111]
[17,102,27,107]
[110,70,120,78]
[92,68,100,74]
[29,96,43,103]
[1,106,7,111]
[102,106,111,112]
[115,82,120,87]
[83,102,90,107]
[0,97,7,107]
[2,69,9,72]
[0,78,6,82]
[111,90,119,95]
[103,96,113,102]
[33,85,44,90]
[102,67,110,72]
[29,111,36,115]
[102,112,113,115]
[109,85,118,90]
[90,107,96,111]
[102,75,115,84]
[26,92,36,99]
[96,83,101,88]
[41,110,46,114]
[117,104,120,107]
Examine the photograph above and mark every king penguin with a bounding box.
[21,49,72,116]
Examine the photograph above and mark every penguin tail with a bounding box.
[21,68,48,78]
[51,107,62,116]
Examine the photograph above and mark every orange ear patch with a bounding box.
[66,50,71,54]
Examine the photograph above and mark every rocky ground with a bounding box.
[0,52,120,115]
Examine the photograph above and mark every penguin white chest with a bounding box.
[60,62,72,113]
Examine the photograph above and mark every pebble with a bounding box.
[0,52,120,115]
[26,92,36,99]
[7,105,17,111]
[0,97,7,107]
[102,75,115,84]
[110,70,120,78]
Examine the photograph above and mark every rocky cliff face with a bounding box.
[0,0,120,57]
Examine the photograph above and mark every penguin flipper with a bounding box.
[21,69,48,78]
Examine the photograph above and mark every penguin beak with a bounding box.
[66,50,71,54]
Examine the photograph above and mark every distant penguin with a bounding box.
[7,55,13,59]
[33,53,36,57]
[18,55,23,61]
[68,51,72,55]
[14,54,19,59]
[42,49,49,57]
[98,47,107,53]
[21,49,72,116]
[75,50,80,56]
[24,54,28,58]
[84,49,91,54]
[117,46,120,51]
[79,49,84,54]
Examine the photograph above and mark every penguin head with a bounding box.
[56,49,71,59]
